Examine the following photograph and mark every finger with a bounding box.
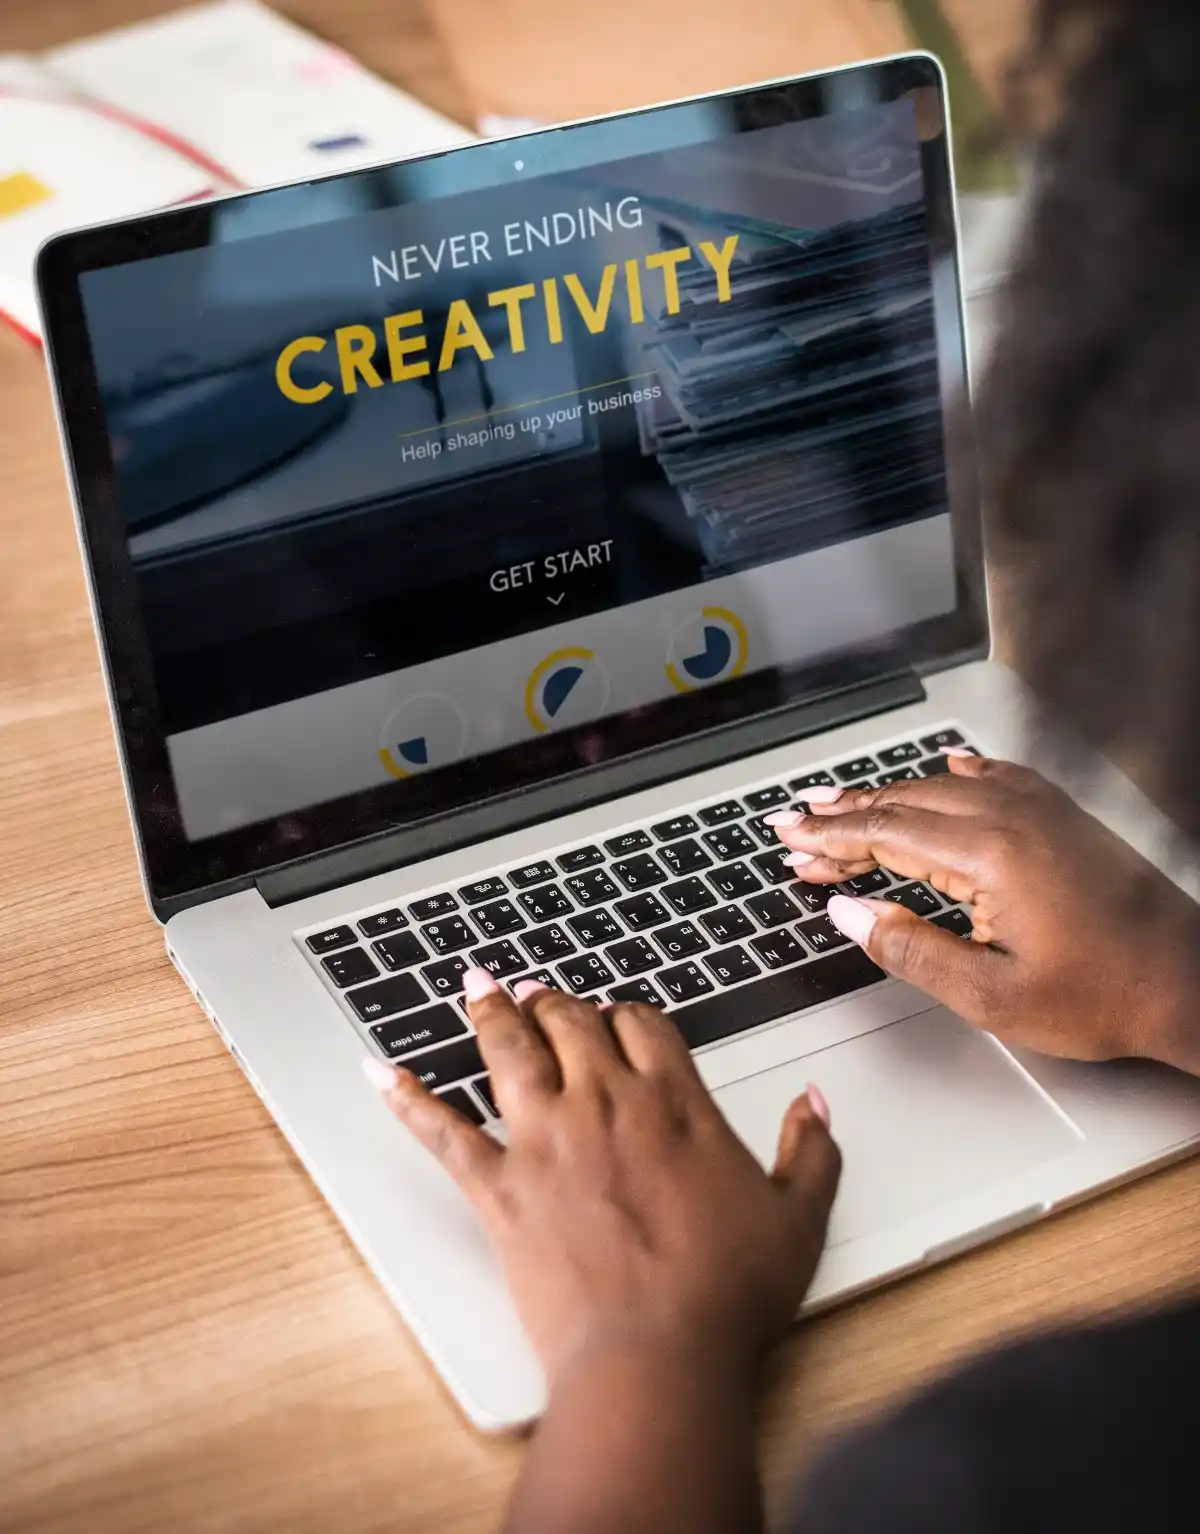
[363,1058,502,1193]
[514,980,626,1081]
[774,805,992,899]
[607,1000,698,1080]
[826,894,1009,1026]
[772,1086,842,1228]
[783,851,879,883]
[801,771,996,821]
[464,968,561,1112]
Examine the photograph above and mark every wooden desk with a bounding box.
[2,5,1198,1532]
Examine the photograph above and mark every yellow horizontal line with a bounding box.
[397,372,657,441]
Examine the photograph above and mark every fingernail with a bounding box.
[362,1056,399,1091]
[513,979,549,1002]
[462,966,500,1001]
[805,1082,832,1129]
[826,893,880,946]
[942,746,975,758]
[764,809,803,827]
[803,785,844,805]
[783,850,815,867]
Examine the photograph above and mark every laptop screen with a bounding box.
[44,56,982,904]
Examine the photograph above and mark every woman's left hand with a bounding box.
[364,970,841,1392]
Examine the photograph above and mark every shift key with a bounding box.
[370,1003,468,1058]
[348,971,427,1023]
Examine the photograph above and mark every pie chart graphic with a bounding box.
[666,606,749,693]
[379,693,469,779]
[525,646,611,733]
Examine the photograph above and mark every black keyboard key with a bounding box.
[474,1077,498,1116]
[697,799,743,826]
[609,977,664,1008]
[654,921,708,961]
[460,877,508,905]
[789,770,837,792]
[372,931,428,971]
[606,936,661,977]
[307,925,356,955]
[650,814,700,842]
[611,854,666,892]
[876,767,920,785]
[510,970,557,995]
[323,948,378,988]
[519,884,574,922]
[510,860,556,889]
[568,909,623,947]
[349,971,427,1022]
[421,954,470,998]
[564,869,621,907]
[920,728,966,753]
[672,948,885,1049]
[745,814,782,847]
[615,893,670,931]
[933,907,974,938]
[833,755,878,783]
[658,838,712,877]
[438,1085,486,1125]
[557,954,615,993]
[520,923,575,965]
[357,909,408,938]
[405,1033,484,1088]
[884,882,943,917]
[409,893,458,922]
[662,877,718,916]
[796,915,851,954]
[422,915,476,954]
[708,862,762,901]
[746,890,801,929]
[703,945,761,987]
[877,741,922,767]
[744,785,790,812]
[699,906,756,945]
[919,755,952,777]
[470,939,526,979]
[471,899,525,940]
[841,870,892,897]
[703,825,758,861]
[792,884,833,915]
[658,962,715,1005]
[557,845,604,873]
[605,830,652,857]
[749,929,806,970]
[752,848,798,886]
[369,1002,466,1056]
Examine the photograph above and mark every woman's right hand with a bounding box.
[772,753,1199,1072]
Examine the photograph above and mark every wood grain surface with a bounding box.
[2,5,1197,1533]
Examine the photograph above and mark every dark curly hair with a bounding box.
[980,0,1200,840]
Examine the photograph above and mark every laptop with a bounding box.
[38,53,1200,1431]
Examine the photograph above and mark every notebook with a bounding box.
[0,0,473,342]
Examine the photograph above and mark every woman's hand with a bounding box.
[773,752,1198,1070]
[366,973,840,1391]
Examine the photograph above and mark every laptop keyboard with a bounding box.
[298,724,977,1123]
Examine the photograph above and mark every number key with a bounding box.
[658,838,712,877]
[471,898,525,939]
[564,869,621,907]
[519,884,574,922]
[703,825,757,861]
[422,915,475,954]
[611,854,666,892]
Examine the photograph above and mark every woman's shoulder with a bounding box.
[794,1297,1200,1534]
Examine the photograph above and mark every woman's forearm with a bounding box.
[502,1339,764,1534]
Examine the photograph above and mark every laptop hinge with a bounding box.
[256,670,926,908]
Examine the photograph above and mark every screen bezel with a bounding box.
[38,53,988,916]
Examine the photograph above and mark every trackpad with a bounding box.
[714,1007,1082,1246]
